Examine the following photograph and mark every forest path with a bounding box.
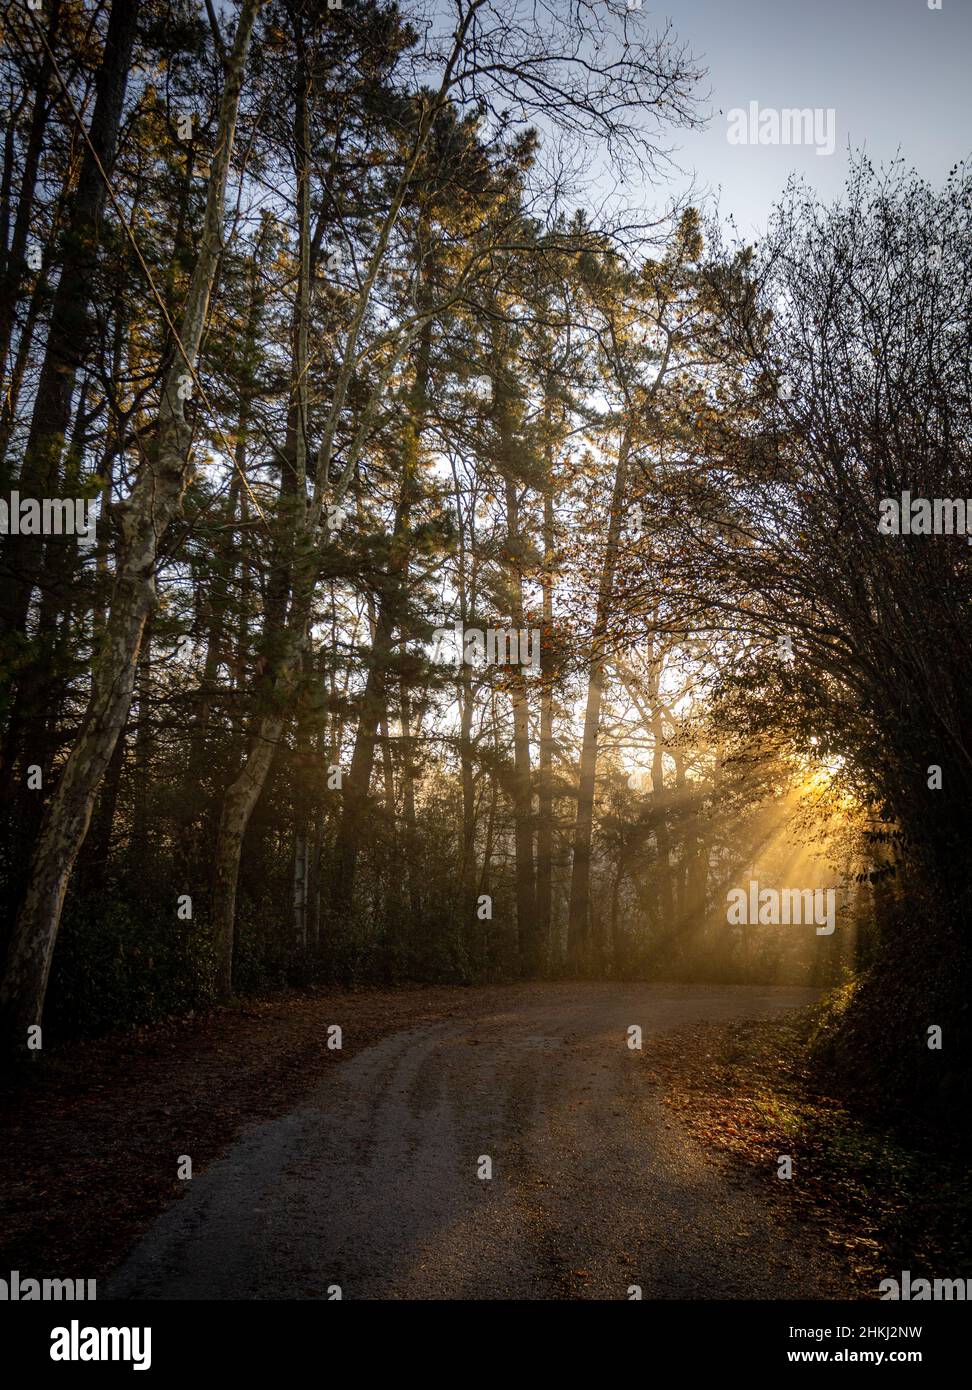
[106,983,854,1300]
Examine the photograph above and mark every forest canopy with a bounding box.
[0,0,968,1120]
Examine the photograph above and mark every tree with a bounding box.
[0,0,263,1050]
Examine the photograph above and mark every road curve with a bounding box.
[106,983,854,1301]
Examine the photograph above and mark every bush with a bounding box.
[47,893,216,1037]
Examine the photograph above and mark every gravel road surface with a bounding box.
[107,983,853,1300]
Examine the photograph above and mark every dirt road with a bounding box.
[106,983,854,1300]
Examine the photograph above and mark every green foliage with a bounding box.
[48,895,216,1037]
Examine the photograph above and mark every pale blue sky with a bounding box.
[638,0,972,237]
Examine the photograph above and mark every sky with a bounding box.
[629,0,972,239]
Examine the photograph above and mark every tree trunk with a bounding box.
[209,28,312,995]
[566,426,631,969]
[536,483,556,969]
[331,312,432,913]
[293,826,308,949]
[0,0,63,381]
[451,457,478,929]
[84,717,127,892]
[508,609,537,969]
[307,812,323,949]
[0,0,261,1050]
[398,678,422,920]
[0,0,141,635]
[649,696,675,941]
[130,621,154,858]
[212,716,283,999]
[494,341,536,972]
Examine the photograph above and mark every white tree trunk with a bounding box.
[0,0,262,1050]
